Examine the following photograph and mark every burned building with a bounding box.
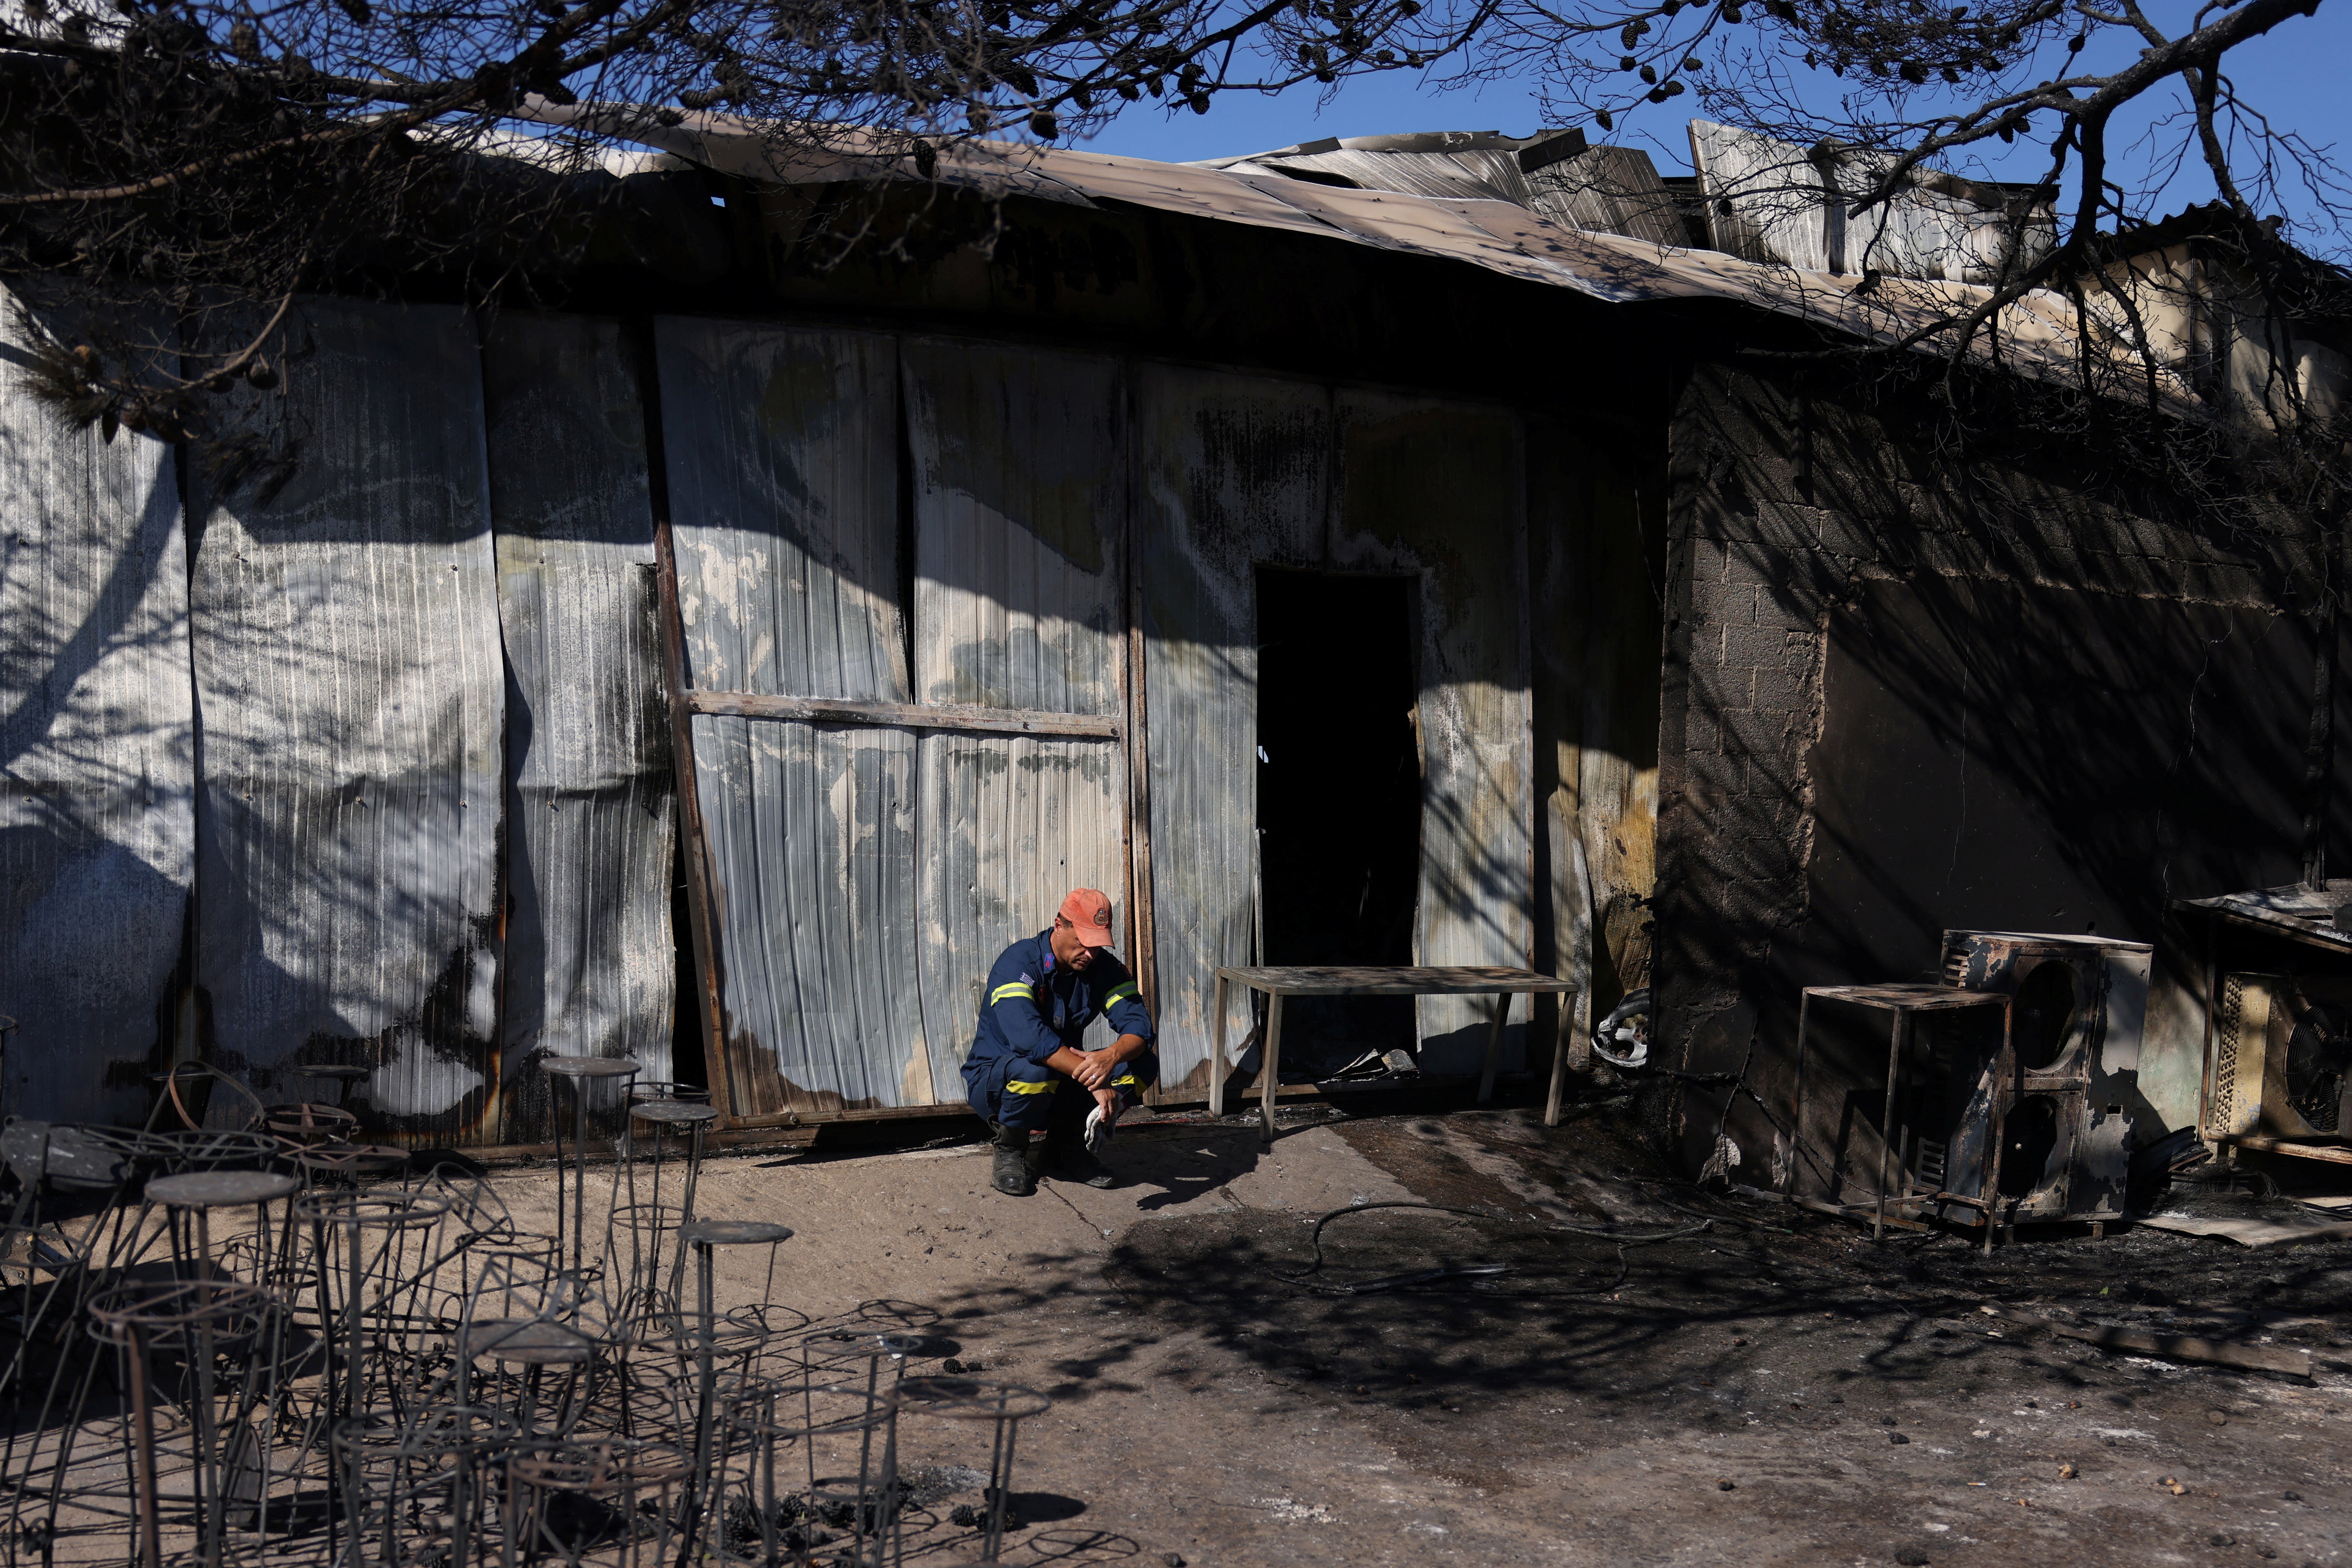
[2,112,2342,1177]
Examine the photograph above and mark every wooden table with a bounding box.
[1208,966,1580,1138]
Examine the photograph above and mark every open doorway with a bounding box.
[1254,569,1422,1076]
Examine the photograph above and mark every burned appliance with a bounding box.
[2204,974,2352,1143]
[1941,930,2150,1226]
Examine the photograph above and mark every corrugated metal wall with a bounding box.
[5,301,1552,1132]
[0,293,192,1125]
[189,299,508,1132]
[656,319,928,1116]
[905,340,1128,1103]
[481,313,677,1136]
[1133,365,1329,1089]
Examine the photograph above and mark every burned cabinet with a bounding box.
[2206,974,2352,1143]
[1941,930,2151,1224]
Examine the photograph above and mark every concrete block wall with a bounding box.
[1654,355,2330,1178]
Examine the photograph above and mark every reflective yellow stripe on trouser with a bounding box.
[1004,1077,1056,1094]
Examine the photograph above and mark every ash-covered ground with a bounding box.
[920,1099,2352,1566]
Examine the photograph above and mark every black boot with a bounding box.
[989,1122,1036,1196]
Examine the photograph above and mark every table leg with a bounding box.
[1209,974,1230,1119]
[1476,993,1512,1105]
[1259,991,1286,1142]
[1544,990,1577,1128]
[1787,991,1811,1200]
[1874,1010,1905,1242]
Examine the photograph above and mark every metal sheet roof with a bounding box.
[519,103,2119,392]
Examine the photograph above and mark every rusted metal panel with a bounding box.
[653,318,929,1114]
[904,338,1127,1095]
[188,299,505,1137]
[481,313,674,1137]
[1332,390,1534,1074]
[0,295,191,1125]
[1132,364,1330,1089]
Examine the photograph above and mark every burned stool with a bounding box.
[453,1261,632,1441]
[539,1054,642,1278]
[86,1271,281,1566]
[670,1219,793,1561]
[500,1437,691,1568]
[295,1187,458,1430]
[889,1378,1052,1565]
[259,1102,361,1151]
[328,1404,514,1568]
[608,1098,722,1321]
[714,1378,902,1568]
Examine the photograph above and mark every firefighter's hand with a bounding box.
[1046,1045,1112,1090]
[1092,1088,1123,1125]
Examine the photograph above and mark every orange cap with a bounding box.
[1058,888,1116,946]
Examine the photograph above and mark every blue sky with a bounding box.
[1079,4,2352,239]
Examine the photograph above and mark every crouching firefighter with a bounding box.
[962,888,1158,1196]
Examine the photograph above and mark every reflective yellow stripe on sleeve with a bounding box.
[1004,1078,1057,1094]
[989,982,1035,1005]
[1103,982,1138,1007]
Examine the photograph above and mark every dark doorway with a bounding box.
[1255,570,1422,1075]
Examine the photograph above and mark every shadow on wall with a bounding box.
[0,296,193,1127]
[1661,365,2335,1174]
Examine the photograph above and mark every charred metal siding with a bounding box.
[1334,392,1536,1072]
[0,295,192,1125]
[189,299,506,1135]
[655,319,927,1116]
[1134,366,1328,1088]
[904,339,1127,1102]
[482,313,676,1136]
[1130,367,1537,1083]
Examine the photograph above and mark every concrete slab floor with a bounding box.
[473,1101,2352,1568]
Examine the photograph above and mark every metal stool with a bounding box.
[617,1097,721,1314]
[540,1055,641,1278]
[294,1188,456,1429]
[673,1219,793,1562]
[500,1437,690,1568]
[329,1404,513,1568]
[889,1378,1052,1564]
[715,1377,901,1568]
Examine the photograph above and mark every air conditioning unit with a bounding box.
[2205,973,2352,1142]
[1940,931,2151,1225]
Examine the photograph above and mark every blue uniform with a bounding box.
[963,929,1158,1132]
